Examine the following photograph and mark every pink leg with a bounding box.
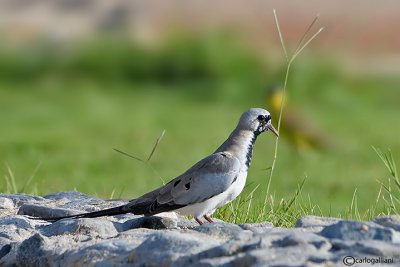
[195,217,204,225]
[204,215,214,223]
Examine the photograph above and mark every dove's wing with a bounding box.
[123,152,241,216]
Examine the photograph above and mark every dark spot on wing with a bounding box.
[174,180,181,187]
[185,182,191,190]
[221,153,227,157]
[231,175,238,184]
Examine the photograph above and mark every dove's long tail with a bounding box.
[38,205,130,222]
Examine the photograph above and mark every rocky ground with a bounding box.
[0,191,399,266]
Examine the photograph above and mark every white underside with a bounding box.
[175,171,247,217]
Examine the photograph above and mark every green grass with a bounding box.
[0,33,399,226]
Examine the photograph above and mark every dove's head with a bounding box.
[238,108,279,137]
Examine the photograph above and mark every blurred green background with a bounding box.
[1,1,399,216]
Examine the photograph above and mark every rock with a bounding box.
[272,231,331,251]
[130,231,220,266]
[17,203,81,218]
[116,228,159,244]
[0,215,41,241]
[43,191,97,202]
[0,243,12,259]
[121,215,178,230]
[296,216,341,232]
[40,218,118,239]
[0,215,35,230]
[0,194,48,207]
[193,222,252,241]
[227,244,319,267]
[60,239,139,266]
[320,220,400,243]
[240,222,274,234]
[190,234,262,261]
[177,218,202,229]
[1,191,400,266]
[59,199,115,213]
[373,215,400,232]
[0,197,14,210]
[330,239,400,257]
[16,233,52,267]
[44,191,127,213]
[0,241,19,266]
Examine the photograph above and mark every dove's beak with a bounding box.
[267,123,279,137]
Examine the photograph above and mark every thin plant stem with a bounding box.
[294,14,320,55]
[273,9,288,62]
[261,10,323,219]
[292,27,324,61]
[113,129,166,184]
[147,129,166,162]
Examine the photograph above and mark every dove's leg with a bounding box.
[204,215,214,223]
[195,217,204,225]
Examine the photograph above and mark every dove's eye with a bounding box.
[257,115,265,121]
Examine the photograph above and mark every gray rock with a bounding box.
[16,233,52,267]
[240,222,274,234]
[190,255,237,267]
[228,244,319,267]
[0,197,14,210]
[58,199,111,212]
[0,243,12,259]
[116,228,159,244]
[44,191,126,213]
[0,194,48,207]
[120,215,178,231]
[193,222,251,241]
[16,234,78,267]
[0,240,19,266]
[17,203,81,218]
[178,218,206,229]
[189,235,262,261]
[130,231,220,266]
[273,231,331,251]
[330,239,400,257]
[183,228,317,265]
[373,215,400,232]
[296,215,341,232]
[60,239,139,266]
[0,215,42,241]
[320,220,400,243]
[43,190,97,201]
[0,215,35,229]
[40,218,118,239]
[1,191,399,266]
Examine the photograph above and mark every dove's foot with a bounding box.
[195,217,204,225]
[204,215,214,223]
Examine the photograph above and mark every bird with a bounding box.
[37,108,278,225]
[266,85,334,152]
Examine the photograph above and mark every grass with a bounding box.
[0,26,399,226]
[0,82,399,226]
[216,147,400,227]
[373,147,400,214]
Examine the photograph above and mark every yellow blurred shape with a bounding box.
[266,86,334,152]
